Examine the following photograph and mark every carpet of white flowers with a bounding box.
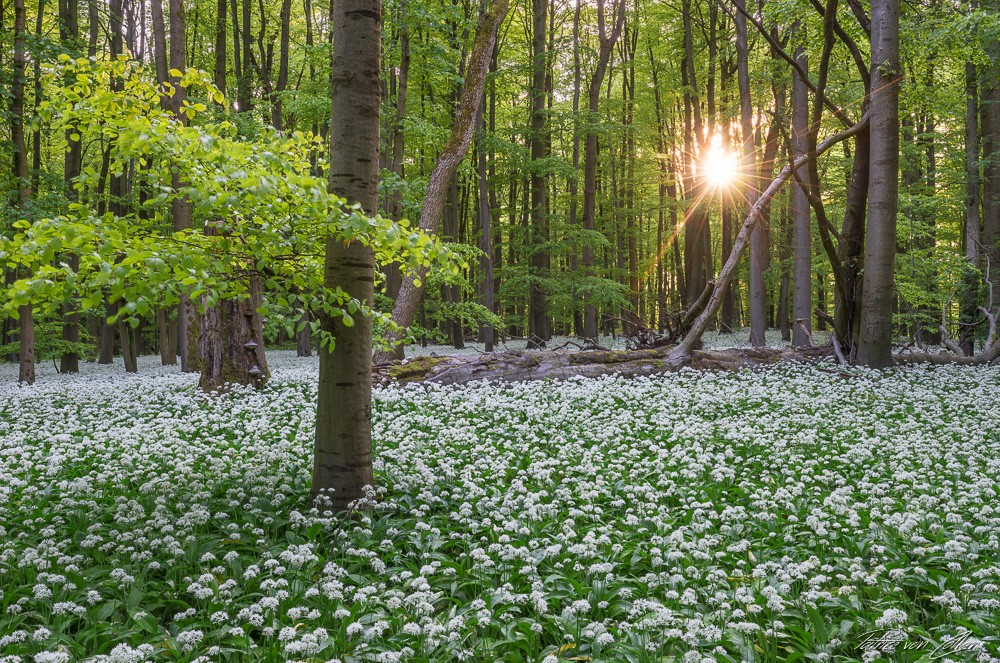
[1,353,999,663]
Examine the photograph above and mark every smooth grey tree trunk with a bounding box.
[311,0,382,511]
[791,40,812,348]
[856,0,901,368]
[476,90,495,352]
[982,17,1000,305]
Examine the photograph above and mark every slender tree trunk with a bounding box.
[736,0,768,346]
[648,39,669,332]
[526,0,550,348]
[374,0,509,362]
[296,308,312,357]
[384,0,409,298]
[312,0,382,510]
[162,0,199,373]
[240,0,252,111]
[13,0,34,384]
[215,0,227,93]
[119,316,138,373]
[99,299,117,364]
[581,0,625,340]
[778,203,792,340]
[962,59,982,355]
[791,38,812,347]
[30,0,43,193]
[982,20,1000,305]
[60,0,82,373]
[271,0,291,129]
[476,88,495,352]
[856,0,900,367]
[158,308,177,364]
[966,62,981,268]
[569,0,583,336]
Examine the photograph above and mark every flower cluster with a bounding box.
[1,353,998,661]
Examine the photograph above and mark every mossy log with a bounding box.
[375,345,834,386]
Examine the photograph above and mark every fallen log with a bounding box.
[375,345,834,386]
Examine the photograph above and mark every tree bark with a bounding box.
[163,0,199,373]
[962,59,982,355]
[791,37,812,348]
[199,277,270,390]
[296,308,312,357]
[215,0,227,93]
[271,0,291,130]
[99,299,117,364]
[526,0,550,349]
[59,0,82,374]
[119,316,138,373]
[374,0,510,363]
[384,0,409,299]
[312,0,382,511]
[13,0,34,384]
[982,17,1000,305]
[856,0,900,368]
[476,89,495,352]
[581,0,626,340]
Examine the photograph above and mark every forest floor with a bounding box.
[1,353,999,662]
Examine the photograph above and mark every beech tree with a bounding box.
[856,0,901,368]
[311,0,382,510]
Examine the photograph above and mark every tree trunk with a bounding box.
[832,126,869,355]
[240,0,252,111]
[384,0,409,299]
[374,0,510,362]
[13,0,34,384]
[99,299,117,364]
[60,0,82,374]
[119,316,138,373]
[526,0,550,349]
[199,278,270,390]
[296,309,312,357]
[581,0,626,340]
[791,38,812,348]
[158,308,177,364]
[162,0,199,373]
[962,60,982,355]
[271,0,291,130]
[215,0,227,93]
[568,0,583,336]
[476,89,495,352]
[856,0,900,368]
[311,0,382,511]
[982,21,1000,305]
[743,59,769,345]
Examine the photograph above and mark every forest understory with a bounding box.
[2,353,999,661]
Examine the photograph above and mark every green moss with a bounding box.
[388,356,451,381]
